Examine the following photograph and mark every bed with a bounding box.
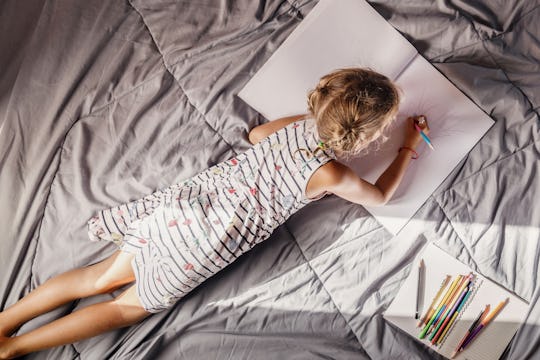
[1,0,538,359]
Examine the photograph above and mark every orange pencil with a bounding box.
[450,304,490,358]
[456,298,509,355]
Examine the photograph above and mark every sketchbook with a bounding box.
[383,243,529,360]
[238,0,494,234]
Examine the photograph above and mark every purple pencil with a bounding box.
[457,298,509,353]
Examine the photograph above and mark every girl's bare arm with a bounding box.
[248,114,308,144]
[318,116,429,206]
[318,152,413,206]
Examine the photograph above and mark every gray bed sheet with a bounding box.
[1,0,539,359]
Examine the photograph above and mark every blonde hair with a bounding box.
[307,68,400,159]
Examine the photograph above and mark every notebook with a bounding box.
[238,0,494,234]
[383,243,529,360]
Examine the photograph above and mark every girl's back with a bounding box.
[87,116,334,312]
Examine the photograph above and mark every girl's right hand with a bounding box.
[403,115,430,149]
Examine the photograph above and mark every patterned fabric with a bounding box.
[87,117,337,313]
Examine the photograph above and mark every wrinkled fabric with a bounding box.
[0,0,539,359]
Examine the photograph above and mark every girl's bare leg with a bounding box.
[0,250,136,337]
[1,285,151,359]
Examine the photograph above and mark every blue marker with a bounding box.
[415,116,434,150]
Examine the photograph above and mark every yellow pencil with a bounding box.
[418,275,451,327]
[436,288,473,346]
[430,275,464,330]
[430,273,474,341]
[419,275,462,338]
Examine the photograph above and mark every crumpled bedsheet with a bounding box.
[1,0,539,359]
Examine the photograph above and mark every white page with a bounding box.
[345,55,494,234]
[384,243,529,360]
[238,0,418,121]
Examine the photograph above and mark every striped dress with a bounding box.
[87,117,337,313]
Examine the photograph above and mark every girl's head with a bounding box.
[307,68,400,159]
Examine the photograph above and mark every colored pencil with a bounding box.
[422,275,461,335]
[431,275,468,332]
[430,274,473,342]
[428,275,464,331]
[415,259,425,319]
[436,288,472,346]
[457,298,509,353]
[451,305,490,358]
[418,275,451,327]
[414,122,435,150]
[431,284,470,344]
[419,275,462,339]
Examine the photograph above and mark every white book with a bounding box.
[384,243,529,360]
[238,0,494,234]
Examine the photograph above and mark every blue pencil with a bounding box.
[414,123,435,150]
[436,288,472,346]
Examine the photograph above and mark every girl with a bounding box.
[0,68,428,358]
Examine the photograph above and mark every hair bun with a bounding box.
[309,67,400,160]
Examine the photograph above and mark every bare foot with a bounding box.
[0,336,16,359]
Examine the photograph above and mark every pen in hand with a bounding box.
[414,115,434,150]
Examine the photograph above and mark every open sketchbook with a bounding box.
[384,243,529,360]
[238,0,494,234]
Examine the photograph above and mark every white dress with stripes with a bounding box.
[87,117,337,313]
